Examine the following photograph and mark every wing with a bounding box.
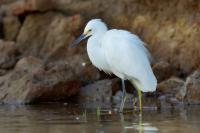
[102,30,157,92]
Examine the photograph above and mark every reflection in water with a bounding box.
[0,103,200,133]
[139,114,143,133]
[119,111,158,133]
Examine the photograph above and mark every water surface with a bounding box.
[0,102,200,133]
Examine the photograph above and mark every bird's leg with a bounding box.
[119,79,127,113]
[137,89,142,112]
[133,96,138,111]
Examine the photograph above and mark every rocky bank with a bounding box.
[0,0,199,105]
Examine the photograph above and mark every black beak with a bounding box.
[69,34,87,48]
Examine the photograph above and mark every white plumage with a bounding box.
[70,19,157,112]
[102,29,157,92]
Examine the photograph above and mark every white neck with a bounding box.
[86,28,110,72]
[91,28,108,46]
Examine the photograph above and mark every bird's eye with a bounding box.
[88,29,92,32]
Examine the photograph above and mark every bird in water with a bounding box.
[70,19,157,112]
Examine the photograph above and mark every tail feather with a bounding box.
[130,76,157,92]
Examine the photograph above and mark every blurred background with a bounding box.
[0,0,199,106]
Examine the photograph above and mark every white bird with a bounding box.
[70,19,157,112]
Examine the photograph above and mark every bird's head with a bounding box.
[69,19,108,48]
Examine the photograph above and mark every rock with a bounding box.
[3,16,21,41]
[112,90,134,103]
[157,77,185,97]
[15,56,44,73]
[10,0,30,15]
[16,12,83,57]
[182,70,200,104]
[0,15,3,39]
[78,79,119,102]
[9,0,54,15]
[153,61,176,82]
[7,0,94,16]
[0,69,7,76]
[1,0,199,74]
[0,40,18,69]
[16,12,99,81]
[156,76,185,107]
[158,95,182,108]
[0,56,81,104]
[62,54,100,82]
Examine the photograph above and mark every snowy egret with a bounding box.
[70,19,157,112]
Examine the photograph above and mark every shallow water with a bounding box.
[0,102,200,133]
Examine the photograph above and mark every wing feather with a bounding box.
[102,30,157,92]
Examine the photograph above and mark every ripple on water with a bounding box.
[0,104,200,133]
